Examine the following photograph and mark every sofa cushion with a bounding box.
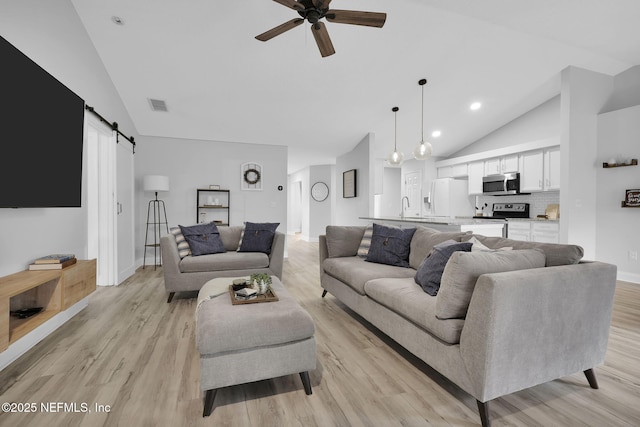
[415,240,473,296]
[238,222,279,254]
[179,222,226,256]
[357,223,374,257]
[170,226,192,258]
[322,257,415,295]
[364,277,465,344]
[219,226,243,251]
[436,249,546,319]
[180,251,270,273]
[325,226,365,258]
[366,223,416,268]
[409,227,472,269]
[463,234,583,266]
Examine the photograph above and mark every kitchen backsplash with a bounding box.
[476,191,560,218]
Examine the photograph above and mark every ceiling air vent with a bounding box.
[148,98,168,112]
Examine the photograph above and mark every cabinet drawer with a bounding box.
[532,232,559,244]
[61,260,96,309]
[532,222,559,232]
[507,222,531,231]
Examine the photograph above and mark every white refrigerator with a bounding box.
[428,178,475,217]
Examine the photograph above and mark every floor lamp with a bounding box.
[143,175,170,270]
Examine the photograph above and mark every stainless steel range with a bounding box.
[474,203,530,238]
[488,203,530,219]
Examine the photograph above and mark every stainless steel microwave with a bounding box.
[482,172,521,196]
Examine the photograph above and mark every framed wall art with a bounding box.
[343,169,357,198]
[241,162,263,191]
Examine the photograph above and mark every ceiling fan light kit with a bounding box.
[413,78,433,160]
[256,0,386,57]
[387,107,404,166]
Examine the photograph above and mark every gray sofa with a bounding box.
[319,225,617,427]
[161,225,284,303]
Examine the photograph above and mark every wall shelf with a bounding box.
[197,189,230,225]
[603,159,637,168]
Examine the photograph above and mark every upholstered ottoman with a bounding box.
[195,276,316,416]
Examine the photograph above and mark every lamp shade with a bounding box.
[143,175,169,192]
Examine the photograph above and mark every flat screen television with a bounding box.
[0,36,85,208]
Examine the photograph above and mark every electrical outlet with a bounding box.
[629,250,638,262]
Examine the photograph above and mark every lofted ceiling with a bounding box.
[70,0,640,173]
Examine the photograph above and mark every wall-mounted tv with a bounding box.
[0,36,85,208]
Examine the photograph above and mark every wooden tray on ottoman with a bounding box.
[229,285,279,305]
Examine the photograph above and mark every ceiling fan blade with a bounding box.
[312,0,332,9]
[311,22,335,57]
[326,10,387,28]
[255,18,304,42]
[273,0,304,11]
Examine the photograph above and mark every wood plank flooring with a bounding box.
[1,235,639,426]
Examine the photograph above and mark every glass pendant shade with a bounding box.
[387,106,404,166]
[388,149,404,165]
[413,141,433,160]
[413,78,432,160]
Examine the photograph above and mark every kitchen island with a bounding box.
[360,216,506,237]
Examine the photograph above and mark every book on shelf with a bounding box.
[33,254,76,264]
[29,258,77,270]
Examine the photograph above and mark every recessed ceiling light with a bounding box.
[111,16,124,25]
[470,102,482,111]
[431,130,442,138]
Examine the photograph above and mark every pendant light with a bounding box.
[387,107,404,165]
[413,78,433,160]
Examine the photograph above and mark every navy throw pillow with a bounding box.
[238,222,279,254]
[179,222,226,256]
[366,223,416,268]
[415,240,472,296]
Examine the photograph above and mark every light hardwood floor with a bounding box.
[1,236,639,427]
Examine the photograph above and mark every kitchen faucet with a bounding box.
[401,196,410,219]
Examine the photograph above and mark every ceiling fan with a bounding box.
[255,0,387,57]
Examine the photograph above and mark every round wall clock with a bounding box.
[311,182,329,202]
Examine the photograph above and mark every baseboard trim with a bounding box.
[617,271,640,285]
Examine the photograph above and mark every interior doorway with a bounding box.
[403,170,422,217]
[86,117,136,286]
[86,117,116,286]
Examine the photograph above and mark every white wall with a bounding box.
[560,66,613,259]
[377,168,402,217]
[287,169,308,235]
[602,66,640,113]
[335,133,376,225]
[287,164,334,241]
[451,96,561,157]
[597,105,640,283]
[135,136,288,262]
[308,165,334,241]
[0,0,138,277]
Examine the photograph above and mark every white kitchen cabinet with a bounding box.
[507,221,531,241]
[519,150,544,192]
[451,163,468,177]
[544,146,560,191]
[437,166,452,178]
[501,154,519,173]
[531,222,559,243]
[468,161,484,195]
[485,155,519,176]
[508,221,560,243]
[484,158,501,175]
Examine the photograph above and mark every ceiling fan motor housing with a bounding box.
[298,5,329,24]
